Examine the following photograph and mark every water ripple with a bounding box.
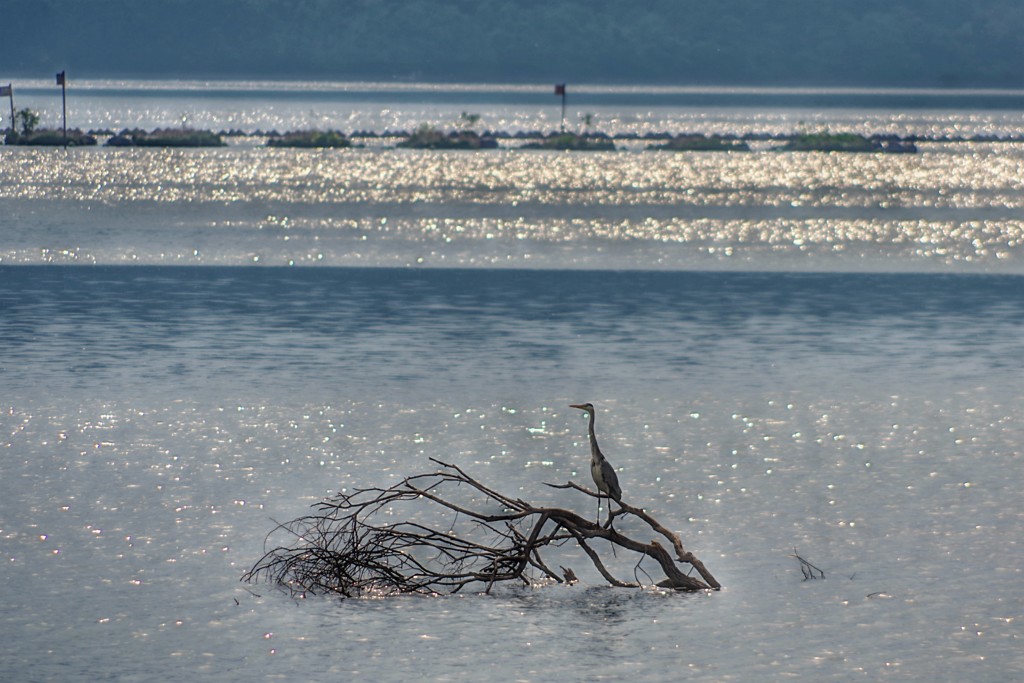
[2,145,1023,271]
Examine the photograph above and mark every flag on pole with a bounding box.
[0,85,11,97]
[554,84,567,131]
[56,71,66,86]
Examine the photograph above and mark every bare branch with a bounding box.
[565,525,639,588]
[243,461,719,597]
[790,549,825,580]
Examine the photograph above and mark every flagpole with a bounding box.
[554,83,566,133]
[57,71,67,147]
[561,88,566,132]
[5,85,12,135]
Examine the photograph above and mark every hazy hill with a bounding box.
[4,0,1023,87]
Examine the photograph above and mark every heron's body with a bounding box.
[591,456,621,503]
[570,402,622,504]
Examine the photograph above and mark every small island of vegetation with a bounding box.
[777,132,917,153]
[5,129,97,146]
[521,132,615,151]
[396,124,498,150]
[0,106,932,156]
[649,134,750,152]
[106,128,226,147]
[3,108,96,146]
[267,130,351,148]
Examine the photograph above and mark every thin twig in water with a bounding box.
[790,549,825,580]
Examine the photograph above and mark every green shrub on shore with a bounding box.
[397,125,498,149]
[5,129,97,146]
[267,130,351,148]
[650,134,750,151]
[521,133,615,151]
[778,132,875,152]
[106,128,225,147]
[775,132,915,153]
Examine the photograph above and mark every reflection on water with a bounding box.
[4,144,1024,210]
[3,86,1023,682]
[3,266,1022,404]
[2,145,1023,271]
[2,265,1022,682]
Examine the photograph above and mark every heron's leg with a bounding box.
[605,506,618,556]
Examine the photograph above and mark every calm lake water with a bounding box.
[1,82,1023,681]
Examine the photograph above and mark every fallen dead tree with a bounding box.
[243,458,719,597]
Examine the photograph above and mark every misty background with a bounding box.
[4,0,1024,87]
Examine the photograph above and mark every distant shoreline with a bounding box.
[10,126,1024,151]
[88,128,1024,145]
[6,79,1023,144]
[8,79,1024,111]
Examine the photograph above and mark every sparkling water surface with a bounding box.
[2,143,1024,272]
[2,267,1022,682]
[1,83,1023,681]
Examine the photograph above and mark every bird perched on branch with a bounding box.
[570,402,622,523]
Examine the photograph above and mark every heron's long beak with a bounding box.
[569,403,586,410]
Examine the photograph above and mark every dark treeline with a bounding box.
[5,0,1024,87]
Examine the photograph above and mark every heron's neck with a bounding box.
[586,412,602,461]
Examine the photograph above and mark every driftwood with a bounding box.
[243,458,719,597]
[791,549,825,580]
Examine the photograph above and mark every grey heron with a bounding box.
[570,402,622,524]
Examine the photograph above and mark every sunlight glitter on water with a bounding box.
[3,143,1024,208]
[3,264,1023,681]
[2,143,1024,271]
[3,388,1022,681]
[4,83,1024,681]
